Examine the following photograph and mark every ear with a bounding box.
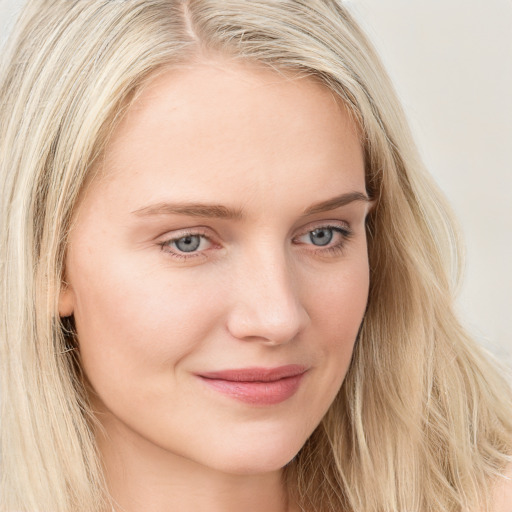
[58,281,76,318]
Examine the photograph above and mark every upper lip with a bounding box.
[198,364,308,382]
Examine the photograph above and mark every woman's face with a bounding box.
[60,58,370,474]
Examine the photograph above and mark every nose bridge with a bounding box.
[227,241,308,344]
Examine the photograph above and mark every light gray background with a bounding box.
[1,0,511,365]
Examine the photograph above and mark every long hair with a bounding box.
[1,1,511,511]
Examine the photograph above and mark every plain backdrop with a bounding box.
[1,0,511,366]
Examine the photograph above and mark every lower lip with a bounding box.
[199,373,306,405]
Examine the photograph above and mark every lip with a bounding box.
[197,365,308,405]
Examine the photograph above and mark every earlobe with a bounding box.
[58,282,75,318]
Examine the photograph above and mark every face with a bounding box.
[60,58,370,475]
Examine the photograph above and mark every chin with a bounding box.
[210,453,297,476]
[198,431,307,476]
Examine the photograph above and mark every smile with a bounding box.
[197,365,308,405]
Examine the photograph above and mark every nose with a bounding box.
[226,250,310,345]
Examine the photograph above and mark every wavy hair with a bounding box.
[1,1,511,511]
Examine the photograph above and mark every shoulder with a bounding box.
[493,464,512,512]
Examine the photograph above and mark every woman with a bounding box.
[1,1,511,511]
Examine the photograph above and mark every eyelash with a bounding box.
[158,229,213,261]
[158,224,353,261]
[294,224,353,257]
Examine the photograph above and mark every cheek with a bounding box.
[304,253,369,375]
[68,248,224,396]
[307,253,369,335]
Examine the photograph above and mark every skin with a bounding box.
[494,465,512,512]
[60,57,371,512]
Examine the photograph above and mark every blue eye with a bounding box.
[173,235,202,253]
[295,224,352,254]
[160,233,212,257]
[308,228,334,246]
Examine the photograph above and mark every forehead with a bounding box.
[88,57,365,216]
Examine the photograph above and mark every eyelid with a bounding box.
[158,226,210,240]
[294,220,352,239]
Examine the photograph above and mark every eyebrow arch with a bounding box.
[131,191,371,220]
[302,191,371,215]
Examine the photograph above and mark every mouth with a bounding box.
[197,365,308,405]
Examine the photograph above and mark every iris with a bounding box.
[309,228,333,246]
[174,235,202,252]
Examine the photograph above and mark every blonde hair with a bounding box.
[1,1,511,511]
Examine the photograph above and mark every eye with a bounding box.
[159,232,213,258]
[308,227,334,246]
[294,224,352,254]
[173,235,203,253]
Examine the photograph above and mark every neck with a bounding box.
[96,413,296,512]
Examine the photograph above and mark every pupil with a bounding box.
[310,228,333,246]
[175,235,201,252]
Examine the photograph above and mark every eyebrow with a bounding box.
[132,202,244,220]
[131,191,370,219]
[302,191,371,215]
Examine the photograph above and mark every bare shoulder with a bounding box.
[493,464,512,512]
